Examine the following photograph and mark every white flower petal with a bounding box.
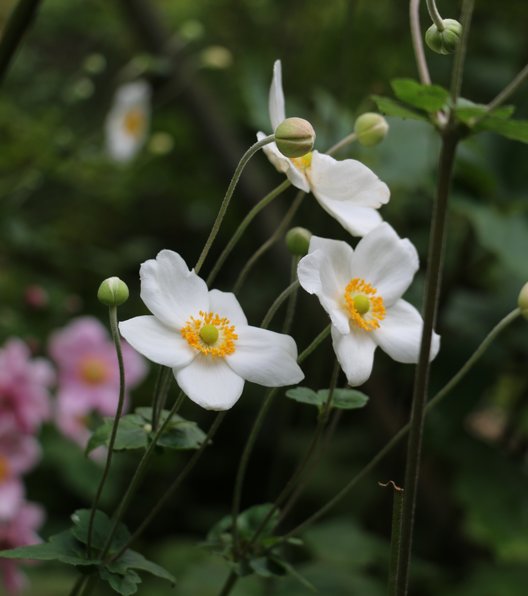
[372,300,440,363]
[309,152,390,208]
[351,223,419,306]
[258,134,310,192]
[331,326,377,387]
[316,200,384,237]
[226,326,304,386]
[269,60,286,130]
[208,290,248,326]
[140,250,209,327]
[175,357,244,410]
[298,237,353,334]
[119,316,196,369]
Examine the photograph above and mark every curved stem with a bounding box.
[233,190,306,293]
[194,134,274,275]
[217,570,238,596]
[410,0,432,85]
[449,0,475,104]
[326,132,357,156]
[68,575,87,596]
[111,411,227,560]
[0,0,41,86]
[486,62,528,114]
[282,307,521,541]
[425,0,444,30]
[86,306,126,556]
[206,180,291,286]
[260,280,299,329]
[100,390,186,560]
[395,126,460,596]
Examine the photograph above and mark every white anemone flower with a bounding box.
[105,80,151,163]
[257,60,390,236]
[297,223,440,386]
[119,250,304,410]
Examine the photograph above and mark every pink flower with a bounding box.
[0,340,54,434]
[49,317,147,447]
[0,501,44,595]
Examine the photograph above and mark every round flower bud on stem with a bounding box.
[275,117,315,158]
[97,277,129,306]
[425,19,462,55]
[518,283,528,319]
[354,113,389,147]
[286,227,312,257]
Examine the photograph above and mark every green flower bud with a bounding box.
[286,227,312,256]
[97,277,129,306]
[275,117,315,158]
[518,283,528,318]
[354,112,389,147]
[425,19,462,55]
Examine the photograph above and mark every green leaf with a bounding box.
[99,567,141,596]
[285,387,321,407]
[371,96,428,122]
[454,98,515,124]
[391,78,449,112]
[317,388,369,410]
[109,549,176,585]
[71,509,131,555]
[86,408,206,454]
[0,531,97,567]
[286,387,369,411]
[476,117,528,143]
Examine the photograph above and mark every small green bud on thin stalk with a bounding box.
[97,276,129,306]
[275,117,315,158]
[286,227,312,256]
[518,283,528,318]
[354,113,389,147]
[425,19,462,55]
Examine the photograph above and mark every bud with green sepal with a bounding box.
[275,117,315,158]
[518,283,528,319]
[286,227,312,257]
[354,113,389,147]
[425,19,462,55]
[97,277,129,306]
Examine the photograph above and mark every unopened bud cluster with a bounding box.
[425,19,462,55]
[354,113,389,147]
[275,117,315,158]
[97,277,129,306]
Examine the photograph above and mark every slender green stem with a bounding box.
[282,308,521,541]
[230,324,332,554]
[151,366,172,432]
[100,390,185,560]
[68,575,87,596]
[410,0,432,85]
[232,190,305,293]
[282,257,300,333]
[395,126,460,596]
[206,180,291,286]
[260,281,299,330]
[111,411,227,560]
[0,0,41,86]
[326,132,357,156]
[486,62,528,114]
[425,0,444,30]
[194,134,274,275]
[86,306,126,556]
[217,570,239,596]
[79,575,98,596]
[449,0,475,104]
[382,481,405,596]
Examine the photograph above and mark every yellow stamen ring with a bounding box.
[181,311,237,357]
[344,278,386,331]
[291,151,313,171]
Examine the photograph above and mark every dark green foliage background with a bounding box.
[1,0,528,593]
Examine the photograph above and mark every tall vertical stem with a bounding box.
[395,126,460,595]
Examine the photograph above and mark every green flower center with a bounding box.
[353,294,370,315]
[199,324,219,345]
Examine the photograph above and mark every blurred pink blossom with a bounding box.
[49,316,147,448]
[0,501,44,595]
[0,340,54,434]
